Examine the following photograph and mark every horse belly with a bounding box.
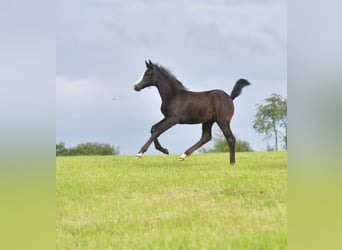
[179,101,214,124]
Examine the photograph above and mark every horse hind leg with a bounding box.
[179,121,214,161]
[217,121,236,164]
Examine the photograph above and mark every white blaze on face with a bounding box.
[134,72,144,85]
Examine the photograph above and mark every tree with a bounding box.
[253,93,287,151]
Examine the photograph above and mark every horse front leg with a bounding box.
[151,119,169,155]
[154,138,169,155]
[136,118,176,158]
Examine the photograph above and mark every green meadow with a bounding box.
[56,151,287,250]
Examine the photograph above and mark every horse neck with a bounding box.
[156,78,180,102]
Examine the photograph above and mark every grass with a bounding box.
[56,151,287,249]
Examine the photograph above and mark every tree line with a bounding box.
[56,142,119,156]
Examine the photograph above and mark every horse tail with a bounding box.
[230,79,250,100]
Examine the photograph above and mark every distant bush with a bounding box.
[56,142,69,156]
[200,138,253,153]
[56,142,119,156]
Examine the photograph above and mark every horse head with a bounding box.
[133,60,158,91]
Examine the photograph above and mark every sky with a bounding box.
[56,0,287,155]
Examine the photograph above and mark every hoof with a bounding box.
[160,148,169,155]
[178,153,187,161]
[136,153,143,159]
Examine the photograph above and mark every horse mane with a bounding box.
[154,63,187,90]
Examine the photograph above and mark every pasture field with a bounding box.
[56,151,287,250]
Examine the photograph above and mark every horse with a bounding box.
[133,60,250,164]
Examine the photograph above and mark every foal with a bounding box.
[133,60,250,164]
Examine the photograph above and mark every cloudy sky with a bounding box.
[56,0,286,155]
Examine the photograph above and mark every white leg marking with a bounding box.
[178,153,187,161]
[136,153,143,158]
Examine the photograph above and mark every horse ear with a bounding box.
[148,60,153,67]
[145,60,149,68]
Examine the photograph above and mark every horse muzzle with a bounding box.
[133,84,141,91]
